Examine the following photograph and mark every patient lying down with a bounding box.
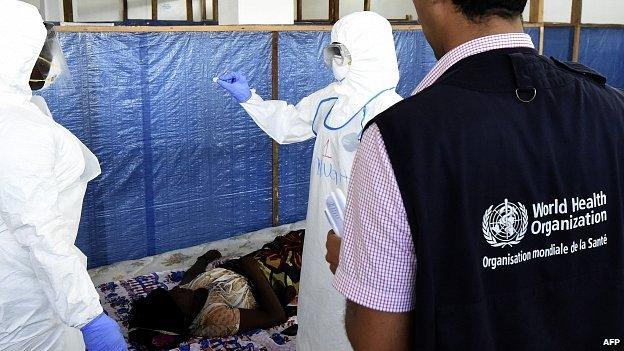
[128,230,303,351]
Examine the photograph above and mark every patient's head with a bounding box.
[128,287,208,350]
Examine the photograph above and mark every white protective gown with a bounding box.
[240,11,402,350]
[0,2,103,350]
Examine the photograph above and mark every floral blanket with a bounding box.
[97,269,297,351]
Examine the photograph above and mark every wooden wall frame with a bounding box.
[271,32,280,226]
[297,0,303,21]
[122,0,129,21]
[329,0,340,23]
[59,0,601,32]
[529,0,544,23]
[55,24,424,32]
[186,0,194,21]
[201,0,207,21]
[151,0,158,20]
[571,0,583,62]
[63,0,73,22]
[62,0,404,25]
[530,0,545,55]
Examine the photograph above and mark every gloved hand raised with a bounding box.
[217,72,252,103]
[81,313,128,351]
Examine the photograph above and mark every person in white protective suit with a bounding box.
[0,2,127,350]
[217,11,402,350]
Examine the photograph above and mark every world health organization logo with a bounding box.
[482,199,528,248]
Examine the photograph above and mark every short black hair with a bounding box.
[451,0,528,21]
[128,288,188,350]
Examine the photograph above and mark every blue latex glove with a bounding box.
[81,313,128,351]
[217,72,252,103]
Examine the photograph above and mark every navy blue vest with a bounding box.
[372,47,624,350]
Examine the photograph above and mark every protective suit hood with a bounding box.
[0,1,46,100]
[330,11,400,121]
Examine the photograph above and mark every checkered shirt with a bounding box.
[413,32,535,96]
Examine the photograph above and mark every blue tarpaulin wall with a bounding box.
[41,32,275,267]
[542,26,624,89]
[544,26,574,61]
[39,26,624,268]
[39,28,444,267]
[579,28,624,89]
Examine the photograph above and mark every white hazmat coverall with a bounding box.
[0,2,103,350]
[240,11,403,350]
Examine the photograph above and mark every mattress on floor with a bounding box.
[98,267,297,351]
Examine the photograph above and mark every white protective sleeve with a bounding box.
[0,126,102,329]
[240,89,331,144]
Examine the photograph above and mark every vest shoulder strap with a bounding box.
[551,57,607,85]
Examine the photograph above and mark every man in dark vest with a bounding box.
[327,0,624,350]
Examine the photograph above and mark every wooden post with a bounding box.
[571,0,583,62]
[151,0,158,20]
[297,0,303,21]
[212,0,219,22]
[63,0,73,22]
[201,0,207,21]
[538,25,545,55]
[186,0,194,21]
[329,0,340,23]
[122,0,128,21]
[364,0,370,11]
[529,0,544,23]
[271,32,280,227]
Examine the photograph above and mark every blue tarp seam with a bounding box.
[83,35,102,262]
[139,34,157,257]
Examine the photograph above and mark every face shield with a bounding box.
[323,42,352,68]
[29,22,70,91]
[323,42,352,82]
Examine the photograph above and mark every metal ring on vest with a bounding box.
[515,87,537,103]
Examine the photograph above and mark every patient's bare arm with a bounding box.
[179,250,222,286]
[238,256,287,332]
